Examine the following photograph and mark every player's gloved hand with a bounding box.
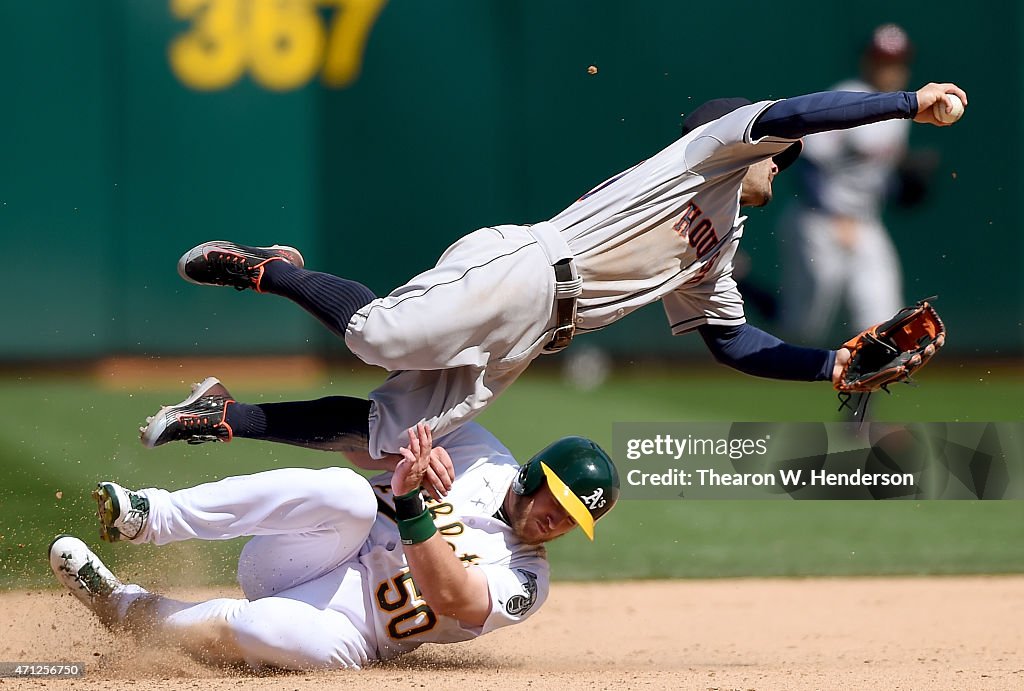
[831,347,852,387]
[833,298,946,394]
[393,422,454,500]
[913,83,968,126]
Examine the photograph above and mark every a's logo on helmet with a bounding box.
[505,569,539,616]
[580,487,606,510]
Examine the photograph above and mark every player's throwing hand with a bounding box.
[913,82,968,126]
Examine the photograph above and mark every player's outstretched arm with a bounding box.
[751,83,968,140]
[392,423,491,626]
[698,323,836,382]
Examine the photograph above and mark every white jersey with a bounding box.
[359,422,550,660]
[124,422,550,670]
[549,100,797,334]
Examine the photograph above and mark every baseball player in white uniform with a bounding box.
[778,24,916,340]
[146,81,963,458]
[50,421,619,670]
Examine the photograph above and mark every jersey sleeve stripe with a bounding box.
[670,315,745,334]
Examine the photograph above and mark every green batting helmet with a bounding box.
[512,436,619,540]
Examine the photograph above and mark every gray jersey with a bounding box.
[550,100,797,334]
[349,100,798,456]
[797,79,910,220]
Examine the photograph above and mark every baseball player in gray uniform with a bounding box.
[143,81,963,458]
[51,421,619,670]
[778,24,917,341]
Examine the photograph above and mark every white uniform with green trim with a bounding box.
[362,423,549,659]
[120,422,549,669]
[346,101,798,457]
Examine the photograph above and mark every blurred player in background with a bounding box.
[146,80,962,458]
[50,421,619,670]
[778,24,937,341]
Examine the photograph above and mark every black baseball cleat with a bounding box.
[140,377,235,448]
[178,240,304,292]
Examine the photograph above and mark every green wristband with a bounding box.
[398,510,437,545]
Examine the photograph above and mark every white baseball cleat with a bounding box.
[49,535,122,623]
[93,482,150,543]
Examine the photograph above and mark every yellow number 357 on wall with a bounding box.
[170,0,388,92]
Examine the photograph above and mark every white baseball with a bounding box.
[932,94,964,124]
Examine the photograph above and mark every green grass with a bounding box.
[1,362,1022,588]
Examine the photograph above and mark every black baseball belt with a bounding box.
[543,259,579,353]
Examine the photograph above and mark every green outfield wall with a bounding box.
[2,1,1020,359]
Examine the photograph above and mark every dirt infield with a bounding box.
[3,577,1022,690]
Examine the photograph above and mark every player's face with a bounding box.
[739,158,778,208]
[505,483,579,545]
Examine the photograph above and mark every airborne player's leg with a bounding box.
[169,229,558,458]
[258,260,378,340]
[140,377,373,453]
[171,242,383,451]
[178,240,379,339]
[178,231,555,380]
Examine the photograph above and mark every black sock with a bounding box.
[225,397,372,452]
[260,261,377,338]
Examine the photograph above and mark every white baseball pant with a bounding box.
[116,467,380,670]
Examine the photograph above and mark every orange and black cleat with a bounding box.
[140,377,235,448]
[177,240,304,292]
